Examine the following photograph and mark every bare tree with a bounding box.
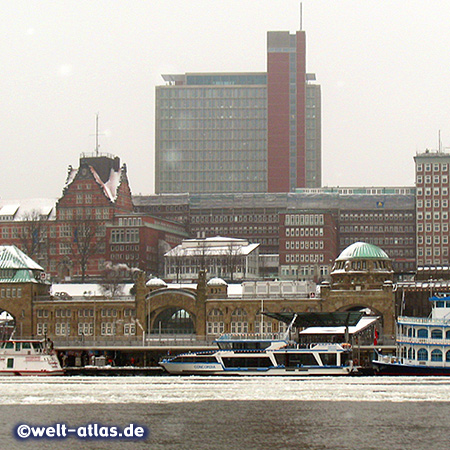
[225,241,242,281]
[19,210,49,263]
[71,218,107,283]
[100,262,138,297]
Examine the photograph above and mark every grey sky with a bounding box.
[1,0,450,199]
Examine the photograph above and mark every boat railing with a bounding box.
[217,333,287,341]
[52,334,218,348]
[397,336,450,346]
[398,316,450,325]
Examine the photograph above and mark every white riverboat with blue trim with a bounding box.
[0,339,64,376]
[373,295,450,375]
[160,333,355,376]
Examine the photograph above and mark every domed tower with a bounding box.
[146,277,167,293]
[330,242,393,291]
[320,242,396,338]
[207,277,228,298]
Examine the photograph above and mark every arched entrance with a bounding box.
[151,308,195,334]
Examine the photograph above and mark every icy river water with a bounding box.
[0,376,449,450]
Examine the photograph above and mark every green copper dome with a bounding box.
[336,242,389,261]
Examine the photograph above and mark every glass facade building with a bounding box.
[155,31,321,195]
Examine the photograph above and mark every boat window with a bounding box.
[217,342,232,350]
[407,347,413,359]
[446,351,450,362]
[32,342,43,351]
[281,352,318,367]
[417,348,428,361]
[5,342,13,349]
[22,342,31,349]
[431,329,443,339]
[7,358,13,368]
[431,349,443,361]
[222,357,272,368]
[446,331,450,340]
[417,329,428,339]
[436,301,445,308]
[15,343,20,351]
[319,353,337,366]
[175,355,217,363]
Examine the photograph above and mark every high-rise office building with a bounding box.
[155,30,320,194]
[414,150,450,266]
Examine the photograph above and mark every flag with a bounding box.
[374,328,379,346]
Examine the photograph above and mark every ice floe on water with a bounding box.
[0,376,449,405]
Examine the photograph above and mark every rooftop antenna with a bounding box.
[300,2,303,31]
[90,113,105,156]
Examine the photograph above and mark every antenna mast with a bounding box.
[300,2,303,31]
[95,113,100,156]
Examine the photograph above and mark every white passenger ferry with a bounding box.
[160,334,355,376]
[373,295,450,375]
[0,339,64,376]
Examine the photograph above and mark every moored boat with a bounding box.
[373,294,450,375]
[160,334,355,376]
[0,339,64,376]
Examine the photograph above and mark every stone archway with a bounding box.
[143,287,204,336]
[151,308,195,334]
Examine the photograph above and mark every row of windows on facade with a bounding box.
[110,229,139,243]
[192,214,279,224]
[285,228,325,238]
[36,322,136,336]
[339,212,414,221]
[158,182,266,192]
[161,168,266,182]
[417,211,449,222]
[417,199,449,209]
[285,214,325,226]
[0,224,106,240]
[417,248,449,258]
[163,151,267,165]
[417,187,450,197]
[159,118,267,129]
[157,87,267,99]
[417,222,449,232]
[340,225,415,233]
[159,129,267,140]
[340,237,415,248]
[0,287,22,299]
[416,162,449,172]
[280,265,329,277]
[418,235,449,245]
[285,253,325,264]
[285,240,324,250]
[158,140,266,153]
[416,175,449,185]
[36,308,136,318]
[158,106,268,119]
[58,208,111,220]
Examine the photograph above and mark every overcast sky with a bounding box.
[2,0,450,199]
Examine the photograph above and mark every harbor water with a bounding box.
[1,376,450,450]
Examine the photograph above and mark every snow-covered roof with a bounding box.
[207,277,227,286]
[299,316,378,335]
[146,277,167,287]
[0,199,56,221]
[0,245,44,271]
[165,236,259,258]
[90,166,123,203]
[51,283,134,297]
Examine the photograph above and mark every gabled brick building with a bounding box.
[0,153,188,281]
